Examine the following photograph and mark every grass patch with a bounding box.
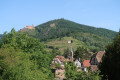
[45,37,87,53]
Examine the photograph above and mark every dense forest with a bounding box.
[19,19,117,51]
[0,29,56,80]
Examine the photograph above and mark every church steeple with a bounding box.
[70,46,73,61]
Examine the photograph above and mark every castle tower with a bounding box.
[32,24,34,27]
[70,46,73,61]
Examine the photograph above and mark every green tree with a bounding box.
[0,29,54,80]
[63,48,70,58]
[65,62,77,80]
[76,71,102,80]
[99,33,120,80]
[1,28,45,53]
[74,47,90,62]
[65,61,102,80]
[2,59,49,80]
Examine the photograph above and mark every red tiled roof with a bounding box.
[83,60,90,67]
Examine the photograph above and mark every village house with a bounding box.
[52,47,82,68]
[90,51,105,71]
[74,59,81,68]
[82,60,90,72]
[51,48,105,80]
[51,55,67,80]
[67,40,71,43]
[52,55,66,67]
[51,47,82,79]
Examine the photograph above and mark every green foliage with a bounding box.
[51,63,62,69]
[76,71,102,80]
[72,32,111,51]
[30,52,52,69]
[65,61,102,80]
[63,48,71,58]
[2,58,49,80]
[99,34,120,80]
[0,29,54,80]
[1,28,45,53]
[71,40,73,43]
[74,46,90,62]
[51,48,62,56]
[65,62,77,80]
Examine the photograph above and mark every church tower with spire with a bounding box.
[70,46,73,61]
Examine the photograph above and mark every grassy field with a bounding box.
[45,37,87,53]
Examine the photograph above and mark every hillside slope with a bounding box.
[19,19,118,51]
[35,19,117,40]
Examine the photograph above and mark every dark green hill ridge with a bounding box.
[35,19,117,40]
[19,19,118,51]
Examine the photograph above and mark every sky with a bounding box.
[0,0,120,34]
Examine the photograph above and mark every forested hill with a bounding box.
[19,19,118,51]
[34,19,117,40]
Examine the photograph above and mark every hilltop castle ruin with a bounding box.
[25,24,35,29]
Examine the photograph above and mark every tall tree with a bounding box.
[65,62,77,80]
[74,47,90,61]
[99,33,120,80]
[63,48,70,58]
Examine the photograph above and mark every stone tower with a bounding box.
[70,46,73,61]
[32,24,34,27]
